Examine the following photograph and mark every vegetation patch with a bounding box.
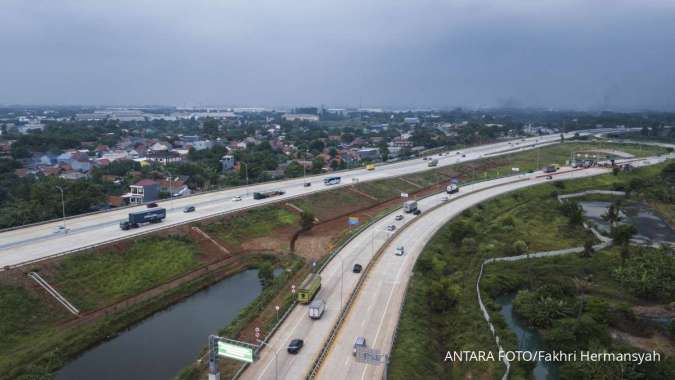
[52,236,201,311]
[205,207,300,245]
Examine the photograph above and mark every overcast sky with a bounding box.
[1,0,674,110]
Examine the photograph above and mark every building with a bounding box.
[159,179,191,197]
[282,114,320,122]
[357,148,380,161]
[221,155,235,172]
[146,150,181,165]
[127,179,160,205]
[403,117,420,125]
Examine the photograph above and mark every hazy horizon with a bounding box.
[2,1,675,111]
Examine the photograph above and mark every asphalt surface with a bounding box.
[0,133,569,268]
[316,157,666,380]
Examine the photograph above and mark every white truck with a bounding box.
[446,183,459,194]
[403,200,418,213]
[308,299,326,319]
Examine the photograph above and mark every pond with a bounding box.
[578,201,675,245]
[496,293,560,380]
[55,269,263,380]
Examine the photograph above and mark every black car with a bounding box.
[147,202,159,208]
[304,182,311,187]
[413,209,421,215]
[183,206,196,213]
[352,264,362,273]
[287,339,304,354]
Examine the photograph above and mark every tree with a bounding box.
[378,142,389,161]
[285,161,304,178]
[602,202,623,228]
[427,278,460,312]
[611,224,637,262]
[581,238,595,258]
[257,262,274,288]
[559,200,584,226]
[300,211,315,231]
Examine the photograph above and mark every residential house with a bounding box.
[127,179,160,205]
[357,148,380,161]
[221,155,235,172]
[147,150,181,165]
[159,178,191,197]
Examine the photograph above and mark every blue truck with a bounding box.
[120,208,166,230]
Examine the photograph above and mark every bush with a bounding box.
[426,278,460,312]
[612,248,674,300]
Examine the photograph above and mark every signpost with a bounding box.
[217,341,254,363]
[207,335,258,380]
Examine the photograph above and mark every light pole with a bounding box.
[166,171,174,210]
[275,305,280,323]
[240,162,249,196]
[55,186,67,232]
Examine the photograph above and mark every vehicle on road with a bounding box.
[120,208,166,230]
[287,339,304,354]
[413,209,421,215]
[386,224,396,232]
[366,164,375,171]
[253,190,285,200]
[441,196,449,202]
[352,263,362,273]
[353,336,366,356]
[403,200,418,213]
[183,205,195,213]
[323,176,341,186]
[304,182,311,187]
[309,299,326,320]
[297,273,321,304]
[427,159,439,167]
[543,164,558,173]
[462,154,466,158]
[545,175,553,180]
[394,246,405,256]
[53,225,68,234]
[232,196,242,201]
[394,214,404,221]
[146,202,159,208]
[446,183,459,194]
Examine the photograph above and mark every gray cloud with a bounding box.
[1,0,674,110]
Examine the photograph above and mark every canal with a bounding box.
[56,269,262,380]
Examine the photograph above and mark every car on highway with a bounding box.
[352,263,362,273]
[394,246,405,256]
[386,224,396,232]
[412,209,421,215]
[147,202,159,208]
[183,206,195,213]
[304,182,311,187]
[394,214,404,221]
[287,339,304,354]
[232,196,242,202]
[53,225,68,234]
[441,196,449,202]
[353,336,367,356]
[545,175,553,180]
[461,154,466,158]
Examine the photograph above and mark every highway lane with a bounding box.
[0,133,569,268]
[238,171,546,380]
[316,156,666,380]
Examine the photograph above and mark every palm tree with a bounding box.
[602,201,623,228]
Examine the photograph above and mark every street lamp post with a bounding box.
[167,171,174,210]
[55,186,66,232]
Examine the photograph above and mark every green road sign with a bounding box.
[217,341,254,363]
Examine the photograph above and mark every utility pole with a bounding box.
[167,171,173,210]
[55,186,67,232]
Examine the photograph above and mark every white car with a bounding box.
[53,225,69,234]
[232,196,242,202]
[394,246,405,256]
[394,214,404,221]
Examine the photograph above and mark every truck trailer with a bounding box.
[308,299,326,319]
[446,183,459,194]
[120,208,166,230]
[253,190,285,200]
[297,273,321,304]
[403,200,418,213]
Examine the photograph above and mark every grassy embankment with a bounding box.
[389,161,673,380]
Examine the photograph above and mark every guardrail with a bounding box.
[306,175,533,379]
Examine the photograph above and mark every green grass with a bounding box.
[53,237,201,311]
[292,188,372,220]
[206,207,300,244]
[389,162,672,379]
[354,177,419,200]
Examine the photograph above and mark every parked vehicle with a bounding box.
[297,273,321,304]
[308,299,326,319]
[120,208,166,230]
[352,263,362,273]
[287,339,304,354]
[394,214,404,221]
[253,190,285,200]
[353,336,367,356]
[147,202,159,208]
[403,200,418,213]
[323,176,341,186]
[183,205,195,213]
[394,246,405,256]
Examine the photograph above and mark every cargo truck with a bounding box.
[403,200,418,213]
[297,273,321,304]
[120,208,166,230]
[446,183,459,194]
[308,299,326,319]
[253,190,285,200]
[427,159,439,167]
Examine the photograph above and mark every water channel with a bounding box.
[56,269,262,380]
[496,294,559,380]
